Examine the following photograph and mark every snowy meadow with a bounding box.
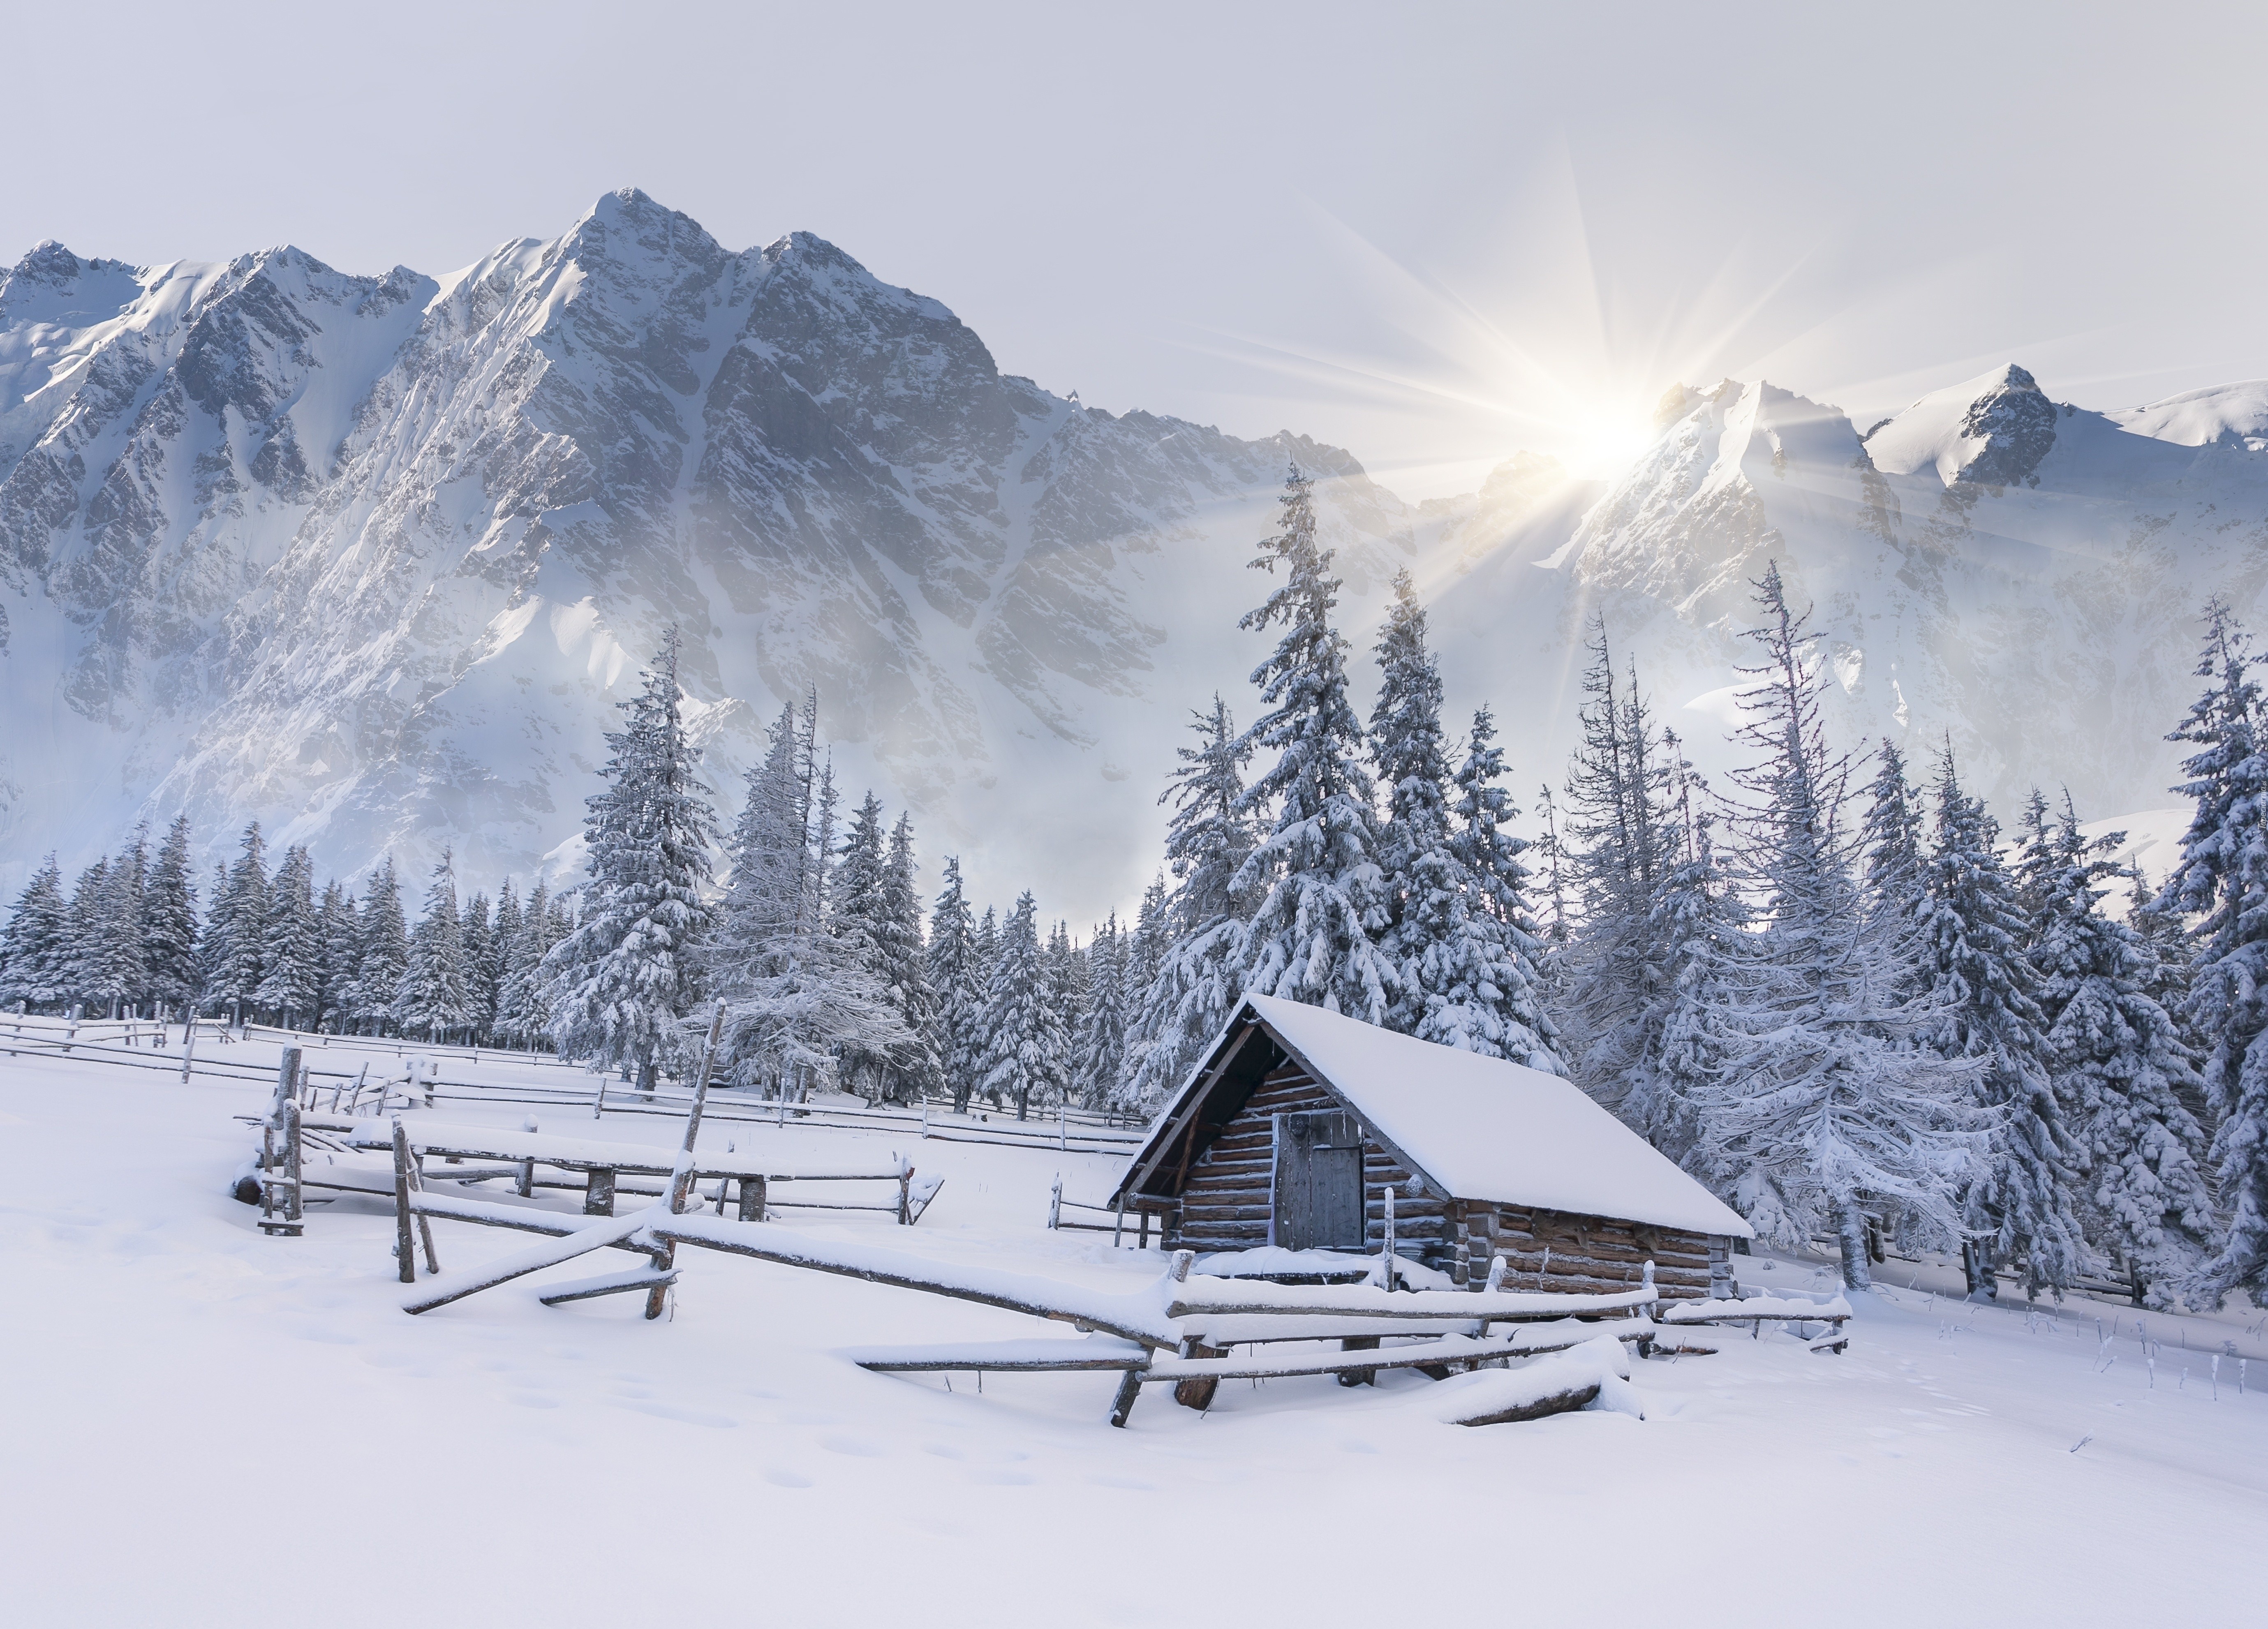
[4,1024,2266,1627]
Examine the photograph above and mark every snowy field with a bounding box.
[5,1032,2266,1626]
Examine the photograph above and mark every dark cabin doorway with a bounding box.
[1272,1109,1364,1250]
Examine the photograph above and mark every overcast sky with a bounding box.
[15,2,2263,499]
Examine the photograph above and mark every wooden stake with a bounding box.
[667,1005,727,1215]
[391,1118,417,1285]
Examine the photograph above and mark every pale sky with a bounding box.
[12,1,2265,499]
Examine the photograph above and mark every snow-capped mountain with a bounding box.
[0,191,1414,916]
[1425,363,2268,873]
[5,189,2266,916]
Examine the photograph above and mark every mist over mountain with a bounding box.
[3,189,2260,915]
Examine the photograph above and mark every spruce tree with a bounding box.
[1559,625,1676,1114]
[1231,464,1392,1020]
[496,880,556,1048]
[1131,699,1255,1106]
[1077,915,1131,1108]
[208,824,269,1025]
[1924,751,2084,1297]
[2031,797,2216,1298]
[877,813,942,1100]
[980,892,1066,1118]
[1860,739,1930,981]
[143,816,201,1014]
[353,858,410,1036]
[971,905,1000,1105]
[1688,565,1989,1288]
[0,855,69,1010]
[706,707,901,1098]
[2159,598,2268,1307]
[543,629,718,1090]
[1046,920,1089,1104]
[926,856,985,1112]
[317,881,360,1033]
[395,852,470,1042]
[254,846,323,1028]
[1449,707,1561,1071]
[93,829,149,1016]
[1630,742,1744,1172]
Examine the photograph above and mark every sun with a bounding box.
[1560,399,1665,481]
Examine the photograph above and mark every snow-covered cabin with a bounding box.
[1112,994,1754,1299]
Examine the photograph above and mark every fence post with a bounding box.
[1381,1185,1397,1292]
[180,1017,199,1084]
[1114,1192,1126,1248]
[63,1003,81,1055]
[1048,1172,1063,1230]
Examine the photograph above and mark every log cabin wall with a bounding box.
[1449,1203,1713,1300]
[1168,1061,1452,1266]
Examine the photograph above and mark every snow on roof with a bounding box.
[1243,994,1754,1238]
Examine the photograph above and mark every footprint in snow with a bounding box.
[821,1434,886,1457]
[763,1467,814,1488]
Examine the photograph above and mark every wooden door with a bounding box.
[1273,1110,1364,1250]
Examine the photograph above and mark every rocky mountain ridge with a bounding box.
[5,190,2266,916]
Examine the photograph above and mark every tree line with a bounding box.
[9,464,2268,1313]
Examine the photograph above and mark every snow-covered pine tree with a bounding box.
[1688,564,1988,1289]
[1077,914,1131,1109]
[1450,707,1562,1071]
[543,629,718,1091]
[458,892,492,1040]
[970,905,1000,1105]
[980,892,1068,1119]
[61,856,109,1013]
[207,824,269,1026]
[1531,783,1575,1005]
[1129,700,1256,1108]
[707,707,903,1100]
[85,831,149,1017]
[2029,795,2216,1299]
[1559,626,1676,1115]
[1046,920,1089,1104]
[478,884,518,1043]
[395,852,470,1042]
[193,862,229,1017]
[352,858,409,1037]
[877,813,942,1101]
[143,816,201,1016]
[254,845,322,1028]
[494,880,551,1047]
[926,856,986,1112]
[316,880,359,1033]
[828,790,895,1098]
[1229,464,1393,1020]
[1369,566,1453,1037]
[1924,750,2084,1297]
[0,855,69,1010]
[1629,737,1745,1173]
[1860,740,1930,978]
[2159,598,2268,1308]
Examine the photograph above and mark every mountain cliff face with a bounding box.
[5,188,2267,914]
[0,191,1414,914]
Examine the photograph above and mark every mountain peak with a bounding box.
[1865,362,2057,488]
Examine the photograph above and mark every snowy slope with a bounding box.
[5,1039,2267,1627]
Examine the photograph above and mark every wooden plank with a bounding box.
[585,1168,617,1217]
[401,1211,656,1315]
[538,1266,681,1306]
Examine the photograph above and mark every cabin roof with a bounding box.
[1121,994,1755,1239]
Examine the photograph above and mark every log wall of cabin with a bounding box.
[1449,1204,1714,1300]
[1169,1062,1452,1266]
